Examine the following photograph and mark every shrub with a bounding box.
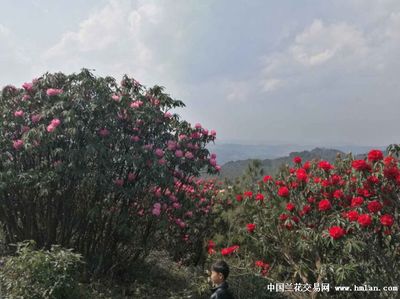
[209,149,400,298]
[0,70,219,276]
[0,241,82,299]
[160,179,233,266]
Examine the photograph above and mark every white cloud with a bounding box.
[0,24,10,36]
[291,20,367,67]
[261,78,282,92]
[41,0,171,85]
[128,2,161,30]
[0,24,32,85]
[37,0,204,93]
[0,24,24,61]
[385,12,400,39]
[47,0,125,55]
[225,80,252,102]
[46,1,161,57]
[259,18,388,93]
[253,10,400,145]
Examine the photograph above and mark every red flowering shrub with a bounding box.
[211,149,400,291]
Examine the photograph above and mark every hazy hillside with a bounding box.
[206,143,311,164]
[207,143,387,165]
[206,146,387,180]
[218,147,341,180]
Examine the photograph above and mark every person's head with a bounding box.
[210,260,230,285]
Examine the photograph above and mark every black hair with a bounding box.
[211,260,230,280]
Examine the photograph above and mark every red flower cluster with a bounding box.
[255,193,265,201]
[358,214,372,227]
[221,245,239,256]
[351,197,364,207]
[380,214,394,227]
[247,223,256,233]
[244,191,253,198]
[329,226,346,239]
[367,175,379,184]
[278,186,289,197]
[352,160,371,172]
[207,240,216,255]
[279,213,289,221]
[286,203,295,212]
[296,169,308,182]
[346,210,359,222]
[384,165,400,180]
[318,161,334,171]
[293,156,302,164]
[318,199,332,211]
[255,260,270,276]
[300,204,312,216]
[368,149,383,162]
[208,240,243,257]
[263,175,273,183]
[333,189,344,199]
[367,200,382,214]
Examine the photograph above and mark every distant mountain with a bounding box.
[206,143,310,164]
[208,146,388,180]
[207,143,387,165]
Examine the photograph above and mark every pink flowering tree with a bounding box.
[209,150,400,298]
[154,178,234,266]
[0,70,221,276]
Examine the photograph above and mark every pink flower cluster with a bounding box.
[47,118,61,132]
[152,203,161,216]
[46,88,63,96]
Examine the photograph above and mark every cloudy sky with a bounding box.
[1,0,399,147]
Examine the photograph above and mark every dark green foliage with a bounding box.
[0,241,82,299]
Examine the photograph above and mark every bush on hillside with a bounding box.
[0,241,82,299]
[0,69,220,277]
[209,149,400,298]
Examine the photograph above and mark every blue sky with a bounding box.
[1,0,399,147]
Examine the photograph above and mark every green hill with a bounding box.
[204,147,382,180]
